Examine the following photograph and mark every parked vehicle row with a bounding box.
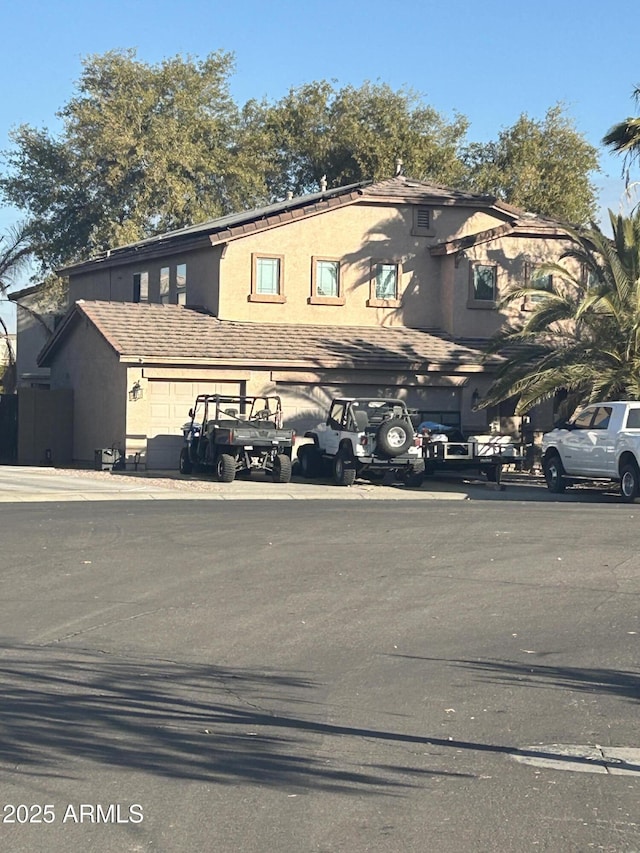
[177,394,640,502]
[178,394,523,490]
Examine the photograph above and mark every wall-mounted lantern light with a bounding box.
[129,380,143,402]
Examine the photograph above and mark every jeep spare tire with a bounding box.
[376,418,413,457]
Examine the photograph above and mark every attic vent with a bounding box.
[416,207,430,229]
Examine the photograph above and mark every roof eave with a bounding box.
[57,182,369,276]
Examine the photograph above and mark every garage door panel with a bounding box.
[145,379,242,469]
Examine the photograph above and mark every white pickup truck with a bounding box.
[541,401,640,501]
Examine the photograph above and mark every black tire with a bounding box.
[376,418,413,457]
[620,461,640,503]
[333,450,357,486]
[485,463,502,484]
[298,444,322,478]
[179,447,193,475]
[216,453,236,483]
[404,470,425,488]
[272,453,292,484]
[543,453,566,493]
[403,458,425,488]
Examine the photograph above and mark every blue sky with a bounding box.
[1,0,640,330]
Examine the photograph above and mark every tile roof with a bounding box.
[361,176,500,206]
[39,301,494,372]
[59,176,566,275]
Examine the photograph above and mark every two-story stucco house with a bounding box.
[27,175,572,469]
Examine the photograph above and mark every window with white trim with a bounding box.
[309,257,344,305]
[250,254,286,303]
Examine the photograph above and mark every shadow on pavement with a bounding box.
[3,644,639,791]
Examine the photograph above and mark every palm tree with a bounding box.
[480,210,640,415]
[0,223,33,393]
[603,86,640,183]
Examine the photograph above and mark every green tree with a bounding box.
[603,85,640,183]
[0,223,33,392]
[462,105,599,224]
[479,211,640,415]
[1,48,599,276]
[0,49,260,271]
[247,80,469,197]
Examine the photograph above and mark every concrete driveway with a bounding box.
[0,464,628,504]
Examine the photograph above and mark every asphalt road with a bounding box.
[0,498,639,852]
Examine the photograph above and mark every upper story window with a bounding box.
[524,262,553,305]
[249,254,286,303]
[176,263,187,305]
[160,267,170,304]
[468,262,497,308]
[368,261,402,308]
[133,272,149,303]
[309,257,345,305]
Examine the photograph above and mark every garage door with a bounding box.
[274,380,462,435]
[146,379,243,469]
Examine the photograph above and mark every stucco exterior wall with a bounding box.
[445,233,577,339]
[13,291,62,387]
[48,319,127,464]
[217,201,506,329]
[15,308,51,386]
[68,246,221,315]
[64,198,572,343]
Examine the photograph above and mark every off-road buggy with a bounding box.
[179,395,294,483]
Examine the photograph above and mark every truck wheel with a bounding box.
[272,454,292,484]
[216,453,236,483]
[333,450,357,486]
[543,453,566,493]
[298,445,322,478]
[376,418,413,457]
[404,470,425,488]
[620,462,640,502]
[403,459,425,488]
[179,447,193,475]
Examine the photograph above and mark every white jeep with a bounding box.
[297,397,425,486]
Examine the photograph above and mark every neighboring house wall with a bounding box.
[17,387,73,465]
[48,322,127,465]
[13,295,59,387]
[0,334,16,391]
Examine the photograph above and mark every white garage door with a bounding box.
[146,379,243,469]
